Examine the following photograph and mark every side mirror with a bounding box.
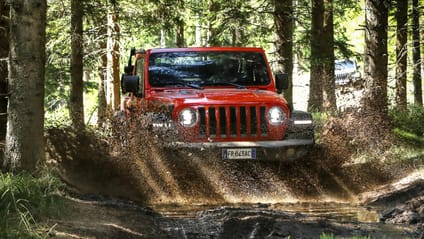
[275,72,289,93]
[130,47,136,56]
[124,47,137,74]
[124,65,133,74]
[121,74,141,97]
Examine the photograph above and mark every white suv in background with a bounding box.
[335,59,361,86]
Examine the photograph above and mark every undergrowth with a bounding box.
[384,106,423,163]
[0,168,65,239]
[390,105,424,137]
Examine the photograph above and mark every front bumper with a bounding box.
[170,138,314,149]
[164,138,313,161]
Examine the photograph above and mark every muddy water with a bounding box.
[154,202,380,222]
[55,193,420,239]
[150,203,417,238]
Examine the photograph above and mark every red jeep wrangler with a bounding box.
[121,47,314,160]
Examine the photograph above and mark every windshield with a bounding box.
[335,60,356,71]
[148,51,271,88]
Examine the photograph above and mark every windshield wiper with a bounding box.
[201,81,247,89]
[165,80,203,90]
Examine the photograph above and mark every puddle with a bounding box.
[270,202,380,223]
[153,202,380,223]
[151,202,420,239]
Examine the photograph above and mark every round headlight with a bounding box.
[178,108,198,127]
[268,106,286,125]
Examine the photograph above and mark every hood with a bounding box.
[149,88,287,106]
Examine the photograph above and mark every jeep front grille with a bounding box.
[197,106,268,140]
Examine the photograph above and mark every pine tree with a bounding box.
[5,0,47,171]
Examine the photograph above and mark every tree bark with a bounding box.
[70,0,85,130]
[0,0,8,141]
[176,19,185,47]
[412,0,422,106]
[195,12,202,46]
[274,0,294,108]
[5,0,46,172]
[97,28,108,127]
[105,5,121,111]
[361,0,391,143]
[363,0,389,115]
[395,0,408,111]
[308,0,324,112]
[111,13,120,110]
[321,0,336,114]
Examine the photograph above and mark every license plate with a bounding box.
[222,148,256,160]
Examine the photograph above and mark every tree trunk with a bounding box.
[362,0,391,141]
[0,0,8,141]
[97,28,108,127]
[5,0,46,172]
[160,29,166,48]
[176,19,185,47]
[412,0,422,106]
[106,11,120,111]
[363,0,389,115]
[308,0,324,112]
[321,0,336,114]
[395,0,408,111]
[195,12,201,46]
[70,0,85,130]
[274,0,294,108]
[111,14,120,110]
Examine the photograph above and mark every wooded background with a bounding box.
[0,0,423,172]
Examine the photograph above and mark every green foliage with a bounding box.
[390,105,424,136]
[45,0,100,117]
[294,0,362,72]
[393,128,424,146]
[0,170,65,239]
[333,0,363,59]
[45,106,71,128]
[45,0,71,113]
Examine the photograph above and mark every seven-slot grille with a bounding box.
[197,105,269,140]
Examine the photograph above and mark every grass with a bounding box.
[393,128,424,146]
[0,168,65,239]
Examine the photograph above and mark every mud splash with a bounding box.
[46,119,408,206]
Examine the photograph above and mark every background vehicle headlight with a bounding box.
[178,108,198,127]
[268,106,285,125]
